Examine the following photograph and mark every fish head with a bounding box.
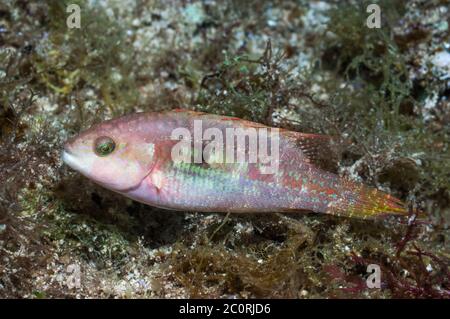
[62,116,156,192]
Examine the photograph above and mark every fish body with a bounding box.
[62,110,406,219]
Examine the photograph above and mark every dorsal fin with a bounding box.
[216,115,340,171]
[170,109,340,172]
[280,131,340,172]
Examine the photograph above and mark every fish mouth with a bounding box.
[61,149,79,171]
[61,142,86,173]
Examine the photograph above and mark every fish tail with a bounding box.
[325,181,408,219]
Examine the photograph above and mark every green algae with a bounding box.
[41,0,139,116]
[21,188,133,267]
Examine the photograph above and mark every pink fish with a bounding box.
[62,110,408,219]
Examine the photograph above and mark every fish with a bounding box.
[62,109,409,219]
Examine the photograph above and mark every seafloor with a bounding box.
[0,0,449,298]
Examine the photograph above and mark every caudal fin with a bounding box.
[326,181,409,219]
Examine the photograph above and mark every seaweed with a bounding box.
[39,1,139,118]
[168,214,315,298]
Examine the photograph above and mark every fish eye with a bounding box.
[94,136,116,157]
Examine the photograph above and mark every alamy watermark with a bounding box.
[366,4,381,29]
[66,263,81,289]
[170,120,280,174]
[366,264,381,289]
[66,4,81,29]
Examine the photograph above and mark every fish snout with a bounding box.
[61,138,80,168]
